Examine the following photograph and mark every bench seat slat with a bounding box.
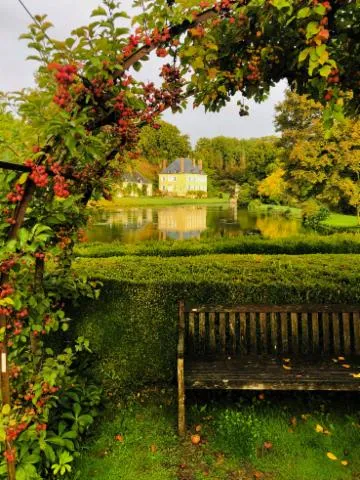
[185,357,360,391]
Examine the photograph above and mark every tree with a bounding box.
[273,92,360,216]
[258,167,288,205]
[0,106,36,163]
[138,120,191,164]
[194,136,278,198]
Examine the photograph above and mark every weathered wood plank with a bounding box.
[219,312,226,354]
[185,304,360,313]
[354,312,360,354]
[291,312,299,354]
[199,312,206,355]
[301,313,309,354]
[239,312,247,354]
[229,312,236,354]
[322,312,330,354]
[343,312,351,355]
[332,312,341,355]
[259,312,267,354]
[270,312,277,354]
[208,312,216,354]
[188,312,195,354]
[249,312,257,354]
[186,380,360,391]
[312,312,319,353]
[280,312,288,353]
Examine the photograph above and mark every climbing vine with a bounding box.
[0,0,359,478]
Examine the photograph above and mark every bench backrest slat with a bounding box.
[183,305,360,357]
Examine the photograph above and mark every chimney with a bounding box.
[162,159,167,170]
[179,157,185,173]
[198,159,203,171]
[192,158,195,168]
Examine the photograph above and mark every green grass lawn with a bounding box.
[92,195,229,209]
[323,213,360,229]
[74,389,360,480]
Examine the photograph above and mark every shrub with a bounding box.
[69,254,360,393]
[216,408,261,459]
[301,200,330,228]
[75,233,360,258]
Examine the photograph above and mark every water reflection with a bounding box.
[86,204,303,243]
[255,216,300,238]
[158,206,207,240]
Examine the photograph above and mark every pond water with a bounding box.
[86,204,304,243]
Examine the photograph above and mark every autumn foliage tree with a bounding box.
[1,0,360,478]
[270,91,360,218]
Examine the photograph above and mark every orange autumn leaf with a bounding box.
[283,364,292,370]
[342,364,351,369]
[341,460,349,466]
[351,373,360,378]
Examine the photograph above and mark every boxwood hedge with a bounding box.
[75,233,360,258]
[71,254,360,392]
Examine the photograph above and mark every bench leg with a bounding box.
[177,358,185,436]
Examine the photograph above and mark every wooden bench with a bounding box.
[177,302,360,435]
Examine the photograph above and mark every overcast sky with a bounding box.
[0,0,286,145]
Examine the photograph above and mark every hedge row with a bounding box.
[75,233,360,258]
[71,254,360,392]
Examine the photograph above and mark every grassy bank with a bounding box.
[75,389,360,480]
[322,213,360,229]
[91,195,229,209]
[75,232,360,258]
[248,202,359,230]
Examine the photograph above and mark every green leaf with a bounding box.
[1,404,10,415]
[306,22,320,39]
[298,48,310,63]
[314,4,326,15]
[91,7,107,17]
[319,65,331,77]
[133,61,142,72]
[0,298,14,307]
[272,0,291,10]
[297,7,311,18]
[18,172,28,184]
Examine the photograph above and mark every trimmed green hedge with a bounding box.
[75,233,360,258]
[71,254,360,392]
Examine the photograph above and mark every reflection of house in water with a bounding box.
[105,208,153,228]
[158,206,207,240]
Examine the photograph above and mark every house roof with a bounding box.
[160,158,203,174]
[122,171,152,184]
